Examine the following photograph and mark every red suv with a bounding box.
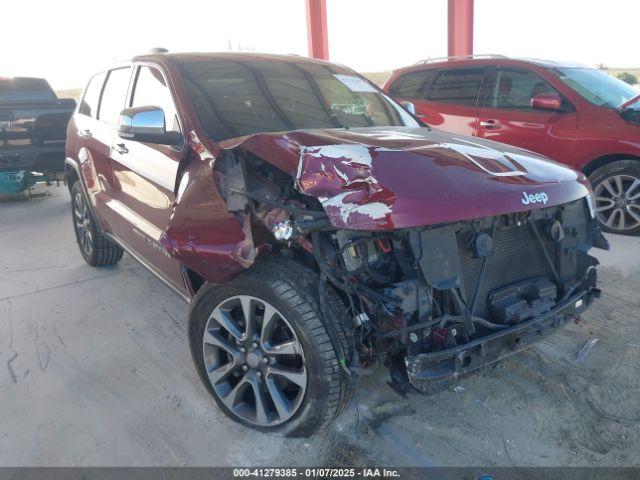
[65,52,606,436]
[384,56,640,235]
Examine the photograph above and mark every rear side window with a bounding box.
[427,67,485,106]
[387,69,437,99]
[0,78,55,101]
[98,67,132,125]
[130,66,181,133]
[484,68,560,110]
[79,72,107,117]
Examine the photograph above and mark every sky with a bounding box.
[1,0,637,90]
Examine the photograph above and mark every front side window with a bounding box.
[388,69,438,99]
[179,59,418,141]
[79,72,107,117]
[484,68,560,110]
[555,67,639,108]
[98,67,132,125]
[427,67,485,106]
[130,66,181,134]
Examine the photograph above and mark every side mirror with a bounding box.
[117,106,182,146]
[530,93,562,111]
[400,101,416,115]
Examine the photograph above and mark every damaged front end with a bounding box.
[190,127,608,395]
[309,199,606,393]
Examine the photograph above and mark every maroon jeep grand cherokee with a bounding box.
[65,52,607,436]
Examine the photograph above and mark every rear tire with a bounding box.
[588,160,640,236]
[188,257,354,437]
[70,181,124,266]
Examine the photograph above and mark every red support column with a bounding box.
[306,0,329,60]
[448,0,474,57]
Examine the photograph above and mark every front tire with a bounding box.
[188,258,353,437]
[70,181,124,266]
[589,160,640,235]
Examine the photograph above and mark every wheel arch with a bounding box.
[582,153,640,177]
[181,248,319,301]
[182,266,205,297]
[65,157,109,234]
[64,158,80,193]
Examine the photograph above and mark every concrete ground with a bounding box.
[1,185,639,467]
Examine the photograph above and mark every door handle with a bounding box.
[479,120,499,129]
[79,129,93,138]
[416,113,427,119]
[114,143,129,155]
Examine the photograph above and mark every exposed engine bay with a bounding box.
[213,146,608,394]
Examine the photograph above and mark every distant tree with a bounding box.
[596,63,607,70]
[617,72,638,85]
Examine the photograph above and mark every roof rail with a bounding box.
[414,54,508,65]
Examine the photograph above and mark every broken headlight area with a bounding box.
[308,198,603,394]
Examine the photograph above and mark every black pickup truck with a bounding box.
[0,77,75,176]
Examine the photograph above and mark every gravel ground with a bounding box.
[1,185,639,467]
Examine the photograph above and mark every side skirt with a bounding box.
[104,233,192,305]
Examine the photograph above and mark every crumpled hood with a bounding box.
[222,126,590,230]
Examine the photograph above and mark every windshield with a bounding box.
[179,58,418,141]
[554,68,639,108]
[0,78,56,101]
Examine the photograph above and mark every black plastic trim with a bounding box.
[405,288,595,393]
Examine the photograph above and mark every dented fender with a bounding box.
[160,132,257,284]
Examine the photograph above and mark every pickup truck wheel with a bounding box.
[188,258,353,437]
[589,160,640,235]
[70,181,124,266]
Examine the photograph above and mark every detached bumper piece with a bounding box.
[405,288,598,394]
